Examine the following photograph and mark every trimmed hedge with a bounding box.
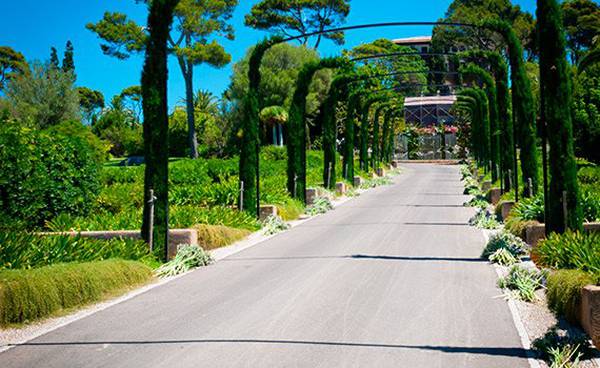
[546,269,596,323]
[194,224,251,250]
[0,259,152,326]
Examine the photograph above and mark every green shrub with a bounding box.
[193,224,251,250]
[534,231,600,274]
[578,166,600,185]
[0,259,152,326]
[546,270,596,323]
[508,194,545,223]
[498,265,545,302]
[154,245,212,278]
[44,120,111,164]
[482,231,528,258]
[580,185,600,222]
[261,145,287,161]
[0,121,100,227]
[0,232,153,270]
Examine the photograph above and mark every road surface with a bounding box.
[0,163,530,367]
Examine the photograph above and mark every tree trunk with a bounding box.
[141,0,179,262]
[184,64,199,159]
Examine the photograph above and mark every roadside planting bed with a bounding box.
[461,161,600,367]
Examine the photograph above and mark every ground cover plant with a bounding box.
[469,209,500,229]
[305,197,334,216]
[155,245,212,278]
[498,265,546,302]
[262,215,290,236]
[482,231,528,259]
[0,259,152,326]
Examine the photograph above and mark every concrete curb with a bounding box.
[481,230,540,368]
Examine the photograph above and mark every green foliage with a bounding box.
[547,269,596,323]
[0,259,152,326]
[461,64,500,182]
[433,0,535,55]
[76,87,105,124]
[93,94,144,157]
[0,232,152,270]
[155,245,212,278]
[508,194,545,222]
[482,231,528,258]
[534,231,600,274]
[484,19,539,198]
[573,63,600,164]
[139,0,181,261]
[498,265,545,302]
[0,46,28,91]
[244,0,350,48]
[4,61,80,128]
[0,121,100,227]
[45,120,111,163]
[305,197,333,216]
[286,57,345,201]
[228,43,330,115]
[262,215,290,235]
[193,224,251,250]
[562,0,600,64]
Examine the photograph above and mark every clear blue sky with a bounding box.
[0,0,536,111]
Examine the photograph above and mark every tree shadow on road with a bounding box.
[8,338,531,359]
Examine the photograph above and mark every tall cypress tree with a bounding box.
[460,90,489,166]
[537,0,582,233]
[360,95,386,171]
[461,64,499,182]
[461,50,513,190]
[287,57,345,201]
[484,19,539,197]
[344,92,361,181]
[140,0,180,261]
[239,37,280,215]
[371,104,387,169]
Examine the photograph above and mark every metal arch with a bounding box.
[281,22,481,44]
